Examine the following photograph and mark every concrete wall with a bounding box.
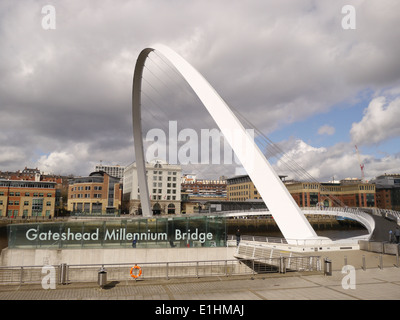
[0,246,237,267]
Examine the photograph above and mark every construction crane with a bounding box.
[355,145,365,180]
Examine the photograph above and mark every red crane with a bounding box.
[355,145,365,180]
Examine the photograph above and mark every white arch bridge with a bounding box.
[132,45,375,246]
[201,207,375,245]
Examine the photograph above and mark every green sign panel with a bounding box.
[7,216,227,249]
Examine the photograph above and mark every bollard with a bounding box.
[324,258,332,276]
[379,255,383,270]
[279,257,286,274]
[362,255,366,271]
[59,263,68,285]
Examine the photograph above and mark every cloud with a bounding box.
[274,139,400,182]
[0,0,400,177]
[350,96,400,145]
[318,125,335,136]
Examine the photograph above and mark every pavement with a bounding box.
[0,249,399,301]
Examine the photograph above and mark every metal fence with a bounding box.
[0,255,323,286]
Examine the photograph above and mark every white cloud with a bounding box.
[1,0,400,178]
[274,139,400,182]
[318,125,335,136]
[350,96,400,145]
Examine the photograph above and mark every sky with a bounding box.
[1,0,400,182]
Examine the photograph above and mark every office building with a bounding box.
[0,179,56,218]
[95,164,125,180]
[373,173,400,211]
[67,171,122,215]
[123,159,181,215]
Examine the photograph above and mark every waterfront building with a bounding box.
[227,174,376,208]
[372,173,400,211]
[181,178,227,198]
[94,164,125,180]
[285,178,376,208]
[226,175,264,201]
[0,167,70,213]
[67,171,122,215]
[123,159,182,215]
[0,179,56,218]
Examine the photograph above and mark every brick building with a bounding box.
[0,179,56,218]
[67,171,122,215]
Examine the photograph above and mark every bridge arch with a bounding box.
[132,44,323,244]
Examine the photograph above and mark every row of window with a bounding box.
[0,209,52,217]
[70,194,103,199]
[71,186,102,191]
[153,170,177,175]
[1,200,52,206]
[152,195,177,200]
[152,189,177,194]
[0,192,53,197]
[229,190,258,196]
[228,184,252,190]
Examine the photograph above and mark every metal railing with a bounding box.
[0,255,323,285]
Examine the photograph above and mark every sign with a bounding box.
[7,216,226,249]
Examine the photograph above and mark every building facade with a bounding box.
[373,174,400,211]
[226,174,376,208]
[285,179,376,208]
[94,164,125,180]
[226,175,263,201]
[0,179,56,218]
[67,171,122,215]
[123,159,182,215]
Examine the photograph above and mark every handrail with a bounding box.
[0,255,323,285]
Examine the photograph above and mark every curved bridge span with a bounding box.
[132,45,373,245]
[132,45,318,243]
[216,207,375,243]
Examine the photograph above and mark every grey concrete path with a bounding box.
[0,249,399,300]
[0,267,399,300]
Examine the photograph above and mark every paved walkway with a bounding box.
[0,267,399,300]
[0,249,399,300]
